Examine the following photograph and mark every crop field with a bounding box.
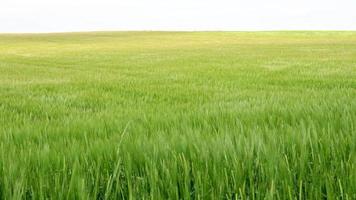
[0,32,355,199]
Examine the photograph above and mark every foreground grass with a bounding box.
[0,31,355,199]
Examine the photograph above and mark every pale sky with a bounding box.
[1,0,356,33]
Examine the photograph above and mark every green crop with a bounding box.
[0,31,355,199]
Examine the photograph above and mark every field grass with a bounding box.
[0,31,355,199]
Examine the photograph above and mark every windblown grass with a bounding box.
[0,31,355,199]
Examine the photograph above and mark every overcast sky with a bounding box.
[1,0,356,33]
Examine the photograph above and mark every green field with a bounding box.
[0,32,355,199]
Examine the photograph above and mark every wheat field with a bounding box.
[0,31,355,199]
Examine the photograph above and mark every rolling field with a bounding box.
[0,31,355,199]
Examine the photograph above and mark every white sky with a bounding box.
[1,0,356,33]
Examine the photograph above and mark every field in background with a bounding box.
[0,32,355,199]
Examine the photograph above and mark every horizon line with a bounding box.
[1,29,356,35]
